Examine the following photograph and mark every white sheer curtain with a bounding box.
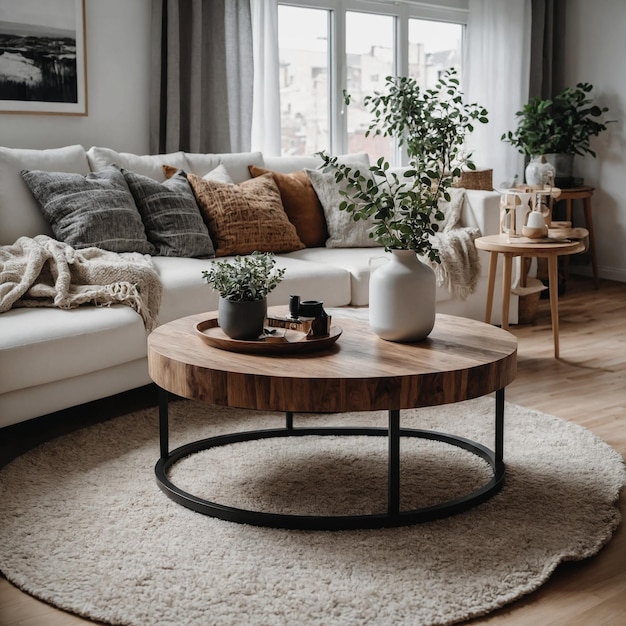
[466,0,532,188]
[250,0,281,155]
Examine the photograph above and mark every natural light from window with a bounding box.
[345,11,394,160]
[277,4,465,163]
[277,5,329,157]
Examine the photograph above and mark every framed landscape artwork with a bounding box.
[0,0,87,115]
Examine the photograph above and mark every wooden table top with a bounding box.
[475,234,585,256]
[147,309,518,414]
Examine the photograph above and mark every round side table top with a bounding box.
[558,186,594,198]
[147,309,518,414]
[475,234,585,256]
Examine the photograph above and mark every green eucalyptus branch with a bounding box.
[201,252,285,302]
[318,68,488,259]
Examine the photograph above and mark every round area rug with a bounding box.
[1,398,624,626]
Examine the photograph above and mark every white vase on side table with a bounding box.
[525,155,556,186]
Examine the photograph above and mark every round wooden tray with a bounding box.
[195,318,342,355]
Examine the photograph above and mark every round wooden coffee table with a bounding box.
[148,309,517,530]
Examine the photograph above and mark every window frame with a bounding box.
[277,0,469,162]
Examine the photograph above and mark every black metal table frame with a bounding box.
[155,388,505,531]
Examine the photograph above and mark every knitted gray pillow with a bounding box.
[120,166,215,258]
[20,166,155,254]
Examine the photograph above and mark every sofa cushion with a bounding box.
[0,305,148,395]
[284,247,454,307]
[261,155,321,173]
[0,145,90,246]
[186,173,305,257]
[20,166,155,254]
[120,166,214,258]
[248,165,328,248]
[152,254,351,323]
[86,147,189,181]
[162,163,234,184]
[306,167,380,248]
[184,151,264,183]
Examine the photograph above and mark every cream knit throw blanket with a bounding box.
[423,189,481,301]
[0,236,162,330]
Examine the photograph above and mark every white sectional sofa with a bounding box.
[0,145,509,428]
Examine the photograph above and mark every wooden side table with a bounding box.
[475,234,585,358]
[553,186,599,287]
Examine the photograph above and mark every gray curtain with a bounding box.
[529,0,566,99]
[150,0,253,155]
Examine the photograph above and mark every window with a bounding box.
[276,1,468,164]
[277,5,329,156]
[408,18,463,86]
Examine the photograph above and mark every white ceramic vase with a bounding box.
[525,155,556,186]
[369,249,436,342]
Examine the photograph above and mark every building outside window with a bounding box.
[277,1,466,165]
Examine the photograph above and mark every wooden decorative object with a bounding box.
[195,318,342,355]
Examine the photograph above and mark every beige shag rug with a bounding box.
[0,397,624,626]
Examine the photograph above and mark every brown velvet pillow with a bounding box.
[248,165,328,248]
[186,173,305,257]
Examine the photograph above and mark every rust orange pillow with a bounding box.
[186,173,305,257]
[248,165,328,248]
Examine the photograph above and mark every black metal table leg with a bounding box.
[159,388,169,460]
[388,409,400,517]
[154,389,507,530]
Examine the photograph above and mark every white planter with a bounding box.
[369,249,436,342]
[525,155,556,186]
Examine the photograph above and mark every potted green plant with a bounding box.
[502,82,612,186]
[201,252,285,340]
[318,68,488,341]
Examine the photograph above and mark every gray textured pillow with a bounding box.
[306,168,380,248]
[120,166,215,258]
[20,166,155,254]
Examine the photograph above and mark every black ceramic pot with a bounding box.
[218,297,267,340]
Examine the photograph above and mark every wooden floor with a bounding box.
[1,275,625,626]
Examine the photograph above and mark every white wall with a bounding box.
[0,0,152,153]
[560,0,626,282]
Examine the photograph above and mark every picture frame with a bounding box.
[0,0,87,115]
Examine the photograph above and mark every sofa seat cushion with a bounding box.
[0,306,148,395]
[284,248,454,307]
[152,255,352,324]
[0,144,90,246]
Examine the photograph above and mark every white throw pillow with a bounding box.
[306,165,380,248]
[184,151,264,184]
[203,163,234,184]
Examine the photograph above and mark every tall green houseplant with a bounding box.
[319,68,488,263]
